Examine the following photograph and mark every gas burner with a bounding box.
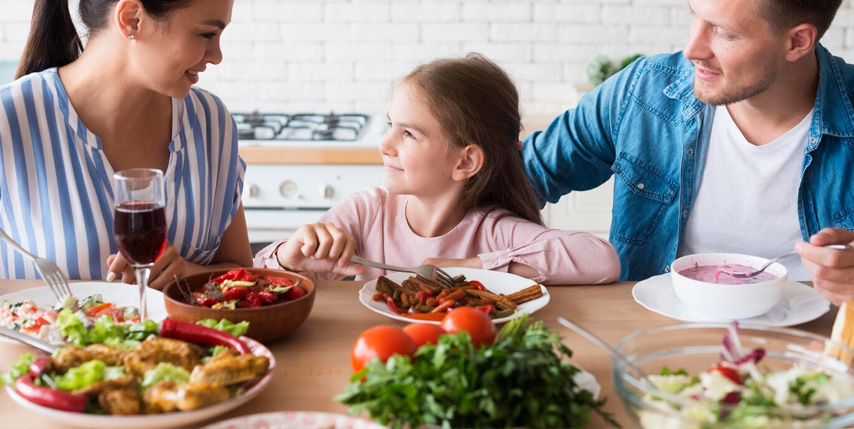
[234,112,370,142]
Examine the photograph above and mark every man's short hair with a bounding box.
[758,0,844,40]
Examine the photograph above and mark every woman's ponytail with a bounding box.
[15,0,82,79]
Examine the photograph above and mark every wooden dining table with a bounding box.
[0,279,837,428]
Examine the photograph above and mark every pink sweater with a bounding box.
[254,187,620,284]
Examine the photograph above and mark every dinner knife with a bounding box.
[0,325,58,353]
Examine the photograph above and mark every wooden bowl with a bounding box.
[162,268,315,343]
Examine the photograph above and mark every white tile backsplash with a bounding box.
[1,0,852,117]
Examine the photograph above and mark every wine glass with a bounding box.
[113,169,167,321]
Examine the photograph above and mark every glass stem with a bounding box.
[136,265,151,321]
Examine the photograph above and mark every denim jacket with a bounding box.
[523,45,854,281]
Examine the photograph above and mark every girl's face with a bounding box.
[379,82,463,198]
[132,0,233,98]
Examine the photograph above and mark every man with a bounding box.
[523,0,854,303]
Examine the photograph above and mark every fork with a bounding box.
[0,227,73,301]
[350,255,456,287]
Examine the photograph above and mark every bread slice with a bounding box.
[826,301,854,365]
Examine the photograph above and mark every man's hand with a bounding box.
[797,228,854,305]
[276,223,364,276]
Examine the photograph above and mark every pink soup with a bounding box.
[678,264,778,285]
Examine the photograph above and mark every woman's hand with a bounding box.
[106,244,189,290]
[276,223,364,276]
[797,228,854,305]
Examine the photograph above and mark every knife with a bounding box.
[0,325,58,354]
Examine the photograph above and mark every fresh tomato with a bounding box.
[351,325,416,373]
[710,366,743,385]
[402,323,446,349]
[257,291,278,305]
[440,306,496,347]
[85,303,114,318]
[284,286,305,300]
[469,280,487,291]
[239,293,262,308]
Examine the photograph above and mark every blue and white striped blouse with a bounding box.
[0,68,245,280]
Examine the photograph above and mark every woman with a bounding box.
[0,0,251,289]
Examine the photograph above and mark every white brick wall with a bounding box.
[1,0,853,115]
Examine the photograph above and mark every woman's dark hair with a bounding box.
[403,53,544,226]
[758,0,843,40]
[15,0,193,79]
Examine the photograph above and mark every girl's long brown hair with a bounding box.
[402,53,544,225]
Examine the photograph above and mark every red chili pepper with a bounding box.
[15,375,88,412]
[469,280,486,291]
[475,305,494,315]
[284,286,305,300]
[223,287,248,301]
[194,293,218,307]
[264,275,294,287]
[159,319,251,355]
[29,356,51,377]
[240,293,262,308]
[386,297,403,314]
[257,291,278,305]
[210,269,239,283]
[233,269,257,282]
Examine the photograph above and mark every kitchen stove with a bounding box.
[234,112,387,247]
[234,111,385,147]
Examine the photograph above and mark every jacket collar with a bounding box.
[811,44,854,141]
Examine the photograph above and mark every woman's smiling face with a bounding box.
[378,82,462,198]
[131,0,233,98]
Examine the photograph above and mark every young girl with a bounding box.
[254,54,620,285]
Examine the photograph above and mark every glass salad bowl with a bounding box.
[613,323,854,428]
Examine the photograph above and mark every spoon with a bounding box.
[717,244,851,279]
[557,317,656,387]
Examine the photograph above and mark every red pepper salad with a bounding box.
[189,269,305,309]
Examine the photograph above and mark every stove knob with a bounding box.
[280,181,298,198]
[320,184,334,199]
[248,184,260,198]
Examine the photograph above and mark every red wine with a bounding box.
[114,202,167,265]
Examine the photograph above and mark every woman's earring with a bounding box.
[128,35,135,40]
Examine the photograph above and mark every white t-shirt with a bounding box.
[677,105,812,280]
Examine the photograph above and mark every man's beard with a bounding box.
[692,62,778,106]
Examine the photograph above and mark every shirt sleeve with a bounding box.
[477,211,620,285]
[522,57,647,206]
[252,187,384,283]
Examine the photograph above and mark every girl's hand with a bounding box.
[276,223,364,276]
[106,244,189,290]
[797,228,854,306]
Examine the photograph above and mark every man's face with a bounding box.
[683,0,788,106]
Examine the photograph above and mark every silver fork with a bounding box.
[0,227,73,301]
[350,255,456,287]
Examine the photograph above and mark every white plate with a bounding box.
[359,267,550,325]
[203,411,385,429]
[632,273,830,326]
[0,282,167,343]
[5,336,275,429]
